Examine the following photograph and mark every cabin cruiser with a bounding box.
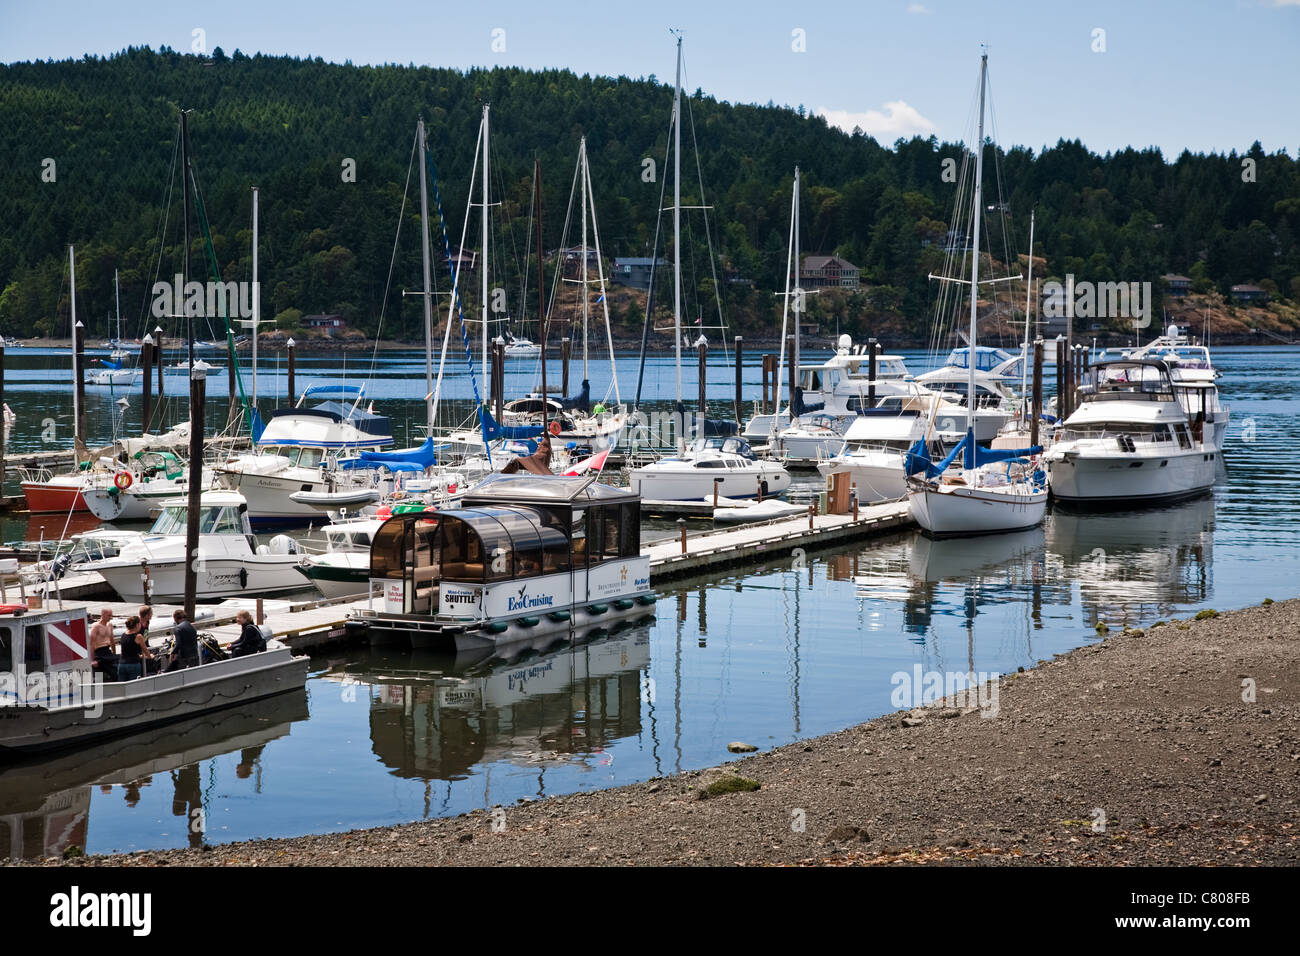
[914,346,1020,439]
[300,514,384,599]
[628,436,791,501]
[88,490,310,602]
[501,329,541,358]
[1099,326,1229,450]
[349,473,655,651]
[82,450,194,521]
[1043,359,1218,505]
[214,384,395,527]
[0,604,309,755]
[742,336,915,441]
[817,411,938,504]
[773,413,854,467]
[85,359,140,388]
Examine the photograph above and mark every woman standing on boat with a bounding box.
[118,614,154,680]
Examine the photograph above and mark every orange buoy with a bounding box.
[548,420,561,436]
[113,471,133,490]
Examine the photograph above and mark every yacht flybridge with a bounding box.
[1043,358,1218,505]
[350,473,654,651]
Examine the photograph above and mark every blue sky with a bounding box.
[2,0,1297,156]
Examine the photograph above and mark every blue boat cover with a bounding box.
[560,380,591,412]
[905,432,1042,479]
[481,408,545,443]
[342,437,443,471]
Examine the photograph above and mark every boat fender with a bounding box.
[114,471,133,490]
[240,567,248,590]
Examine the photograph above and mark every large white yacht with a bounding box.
[1043,358,1218,505]
[1100,325,1229,450]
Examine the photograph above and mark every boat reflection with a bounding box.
[0,689,309,859]
[1046,493,1215,626]
[319,624,652,784]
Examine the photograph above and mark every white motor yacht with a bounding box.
[88,490,310,602]
[1043,358,1218,505]
[629,436,791,501]
[817,411,936,503]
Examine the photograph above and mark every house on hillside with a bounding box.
[612,257,665,291]
[1162,274,1192,297]
[800,255,861,290]
[1230,283,1269,304]
[303,314,347,332]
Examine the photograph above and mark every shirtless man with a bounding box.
[89,608,118,681]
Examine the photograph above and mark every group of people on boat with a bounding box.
[87,604,270,681]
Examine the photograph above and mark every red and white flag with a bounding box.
[46,615,90,667]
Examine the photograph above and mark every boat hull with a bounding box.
[20,481,89,514]
[83,481,187,521]
[907,480,1047,537]
[0,648,309,755]
[93,555,310,603]
[1045,447,1218,505]
[817,455,908,503]
[628,465,791,502]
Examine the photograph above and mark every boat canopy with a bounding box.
[939,346,1016,372]
[905,432,1042,479]
[303,383,365,401]
[341,436,442,472]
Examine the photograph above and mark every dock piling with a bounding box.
[734,336,743,416]
[1031,337,1043,447]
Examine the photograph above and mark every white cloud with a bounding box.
[816,101,937,139]
[907,3,932,13]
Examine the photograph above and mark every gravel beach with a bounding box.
[23,596,1299,867]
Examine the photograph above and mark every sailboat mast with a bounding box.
[252,186,260,410]
[481,105,491,389]
[114,268,120,343]
[672,35,683,405]
[1021,207,1034,421]
[181,109,194,371]
[793,166,801,401]
[417,117,436,432]
[966,52,987,470]
[69,245,81,448]
[580,137,590,379]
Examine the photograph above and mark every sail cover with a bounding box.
[905,432,1041,479]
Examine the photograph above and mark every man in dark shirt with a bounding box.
[168,609,200,670]
[229,610,266,657]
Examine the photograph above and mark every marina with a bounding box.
[0,6,1296,898]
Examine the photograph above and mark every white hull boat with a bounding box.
[907,476,1048,537]
[629,437,791,501]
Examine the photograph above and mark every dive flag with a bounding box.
[46,615,91,666]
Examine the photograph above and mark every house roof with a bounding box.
[614,257,665,266]
[1231,284,1266,293]
[802,255,860,271]
[1162,274,1191,283]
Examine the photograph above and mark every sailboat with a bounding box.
[629,35,791,501]
[87,271,142,387]
[904,51,1047,537]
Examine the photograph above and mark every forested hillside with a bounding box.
[1,46,1298,343]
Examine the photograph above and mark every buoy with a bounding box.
[376,505,392,519]
[548,420,562,436]
[113,471,133,490]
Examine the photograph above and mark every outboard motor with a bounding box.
[267,534,299,555]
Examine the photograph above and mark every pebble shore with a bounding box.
[22,597,1299,867]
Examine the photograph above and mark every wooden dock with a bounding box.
[646,500,914,582]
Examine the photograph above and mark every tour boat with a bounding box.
[1042,358,1218,505]
[0,603,309,755]
[87,490,310,602]
[349,473,654,651]
[629,436,792,501]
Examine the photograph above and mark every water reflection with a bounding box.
[0,690,308,859]
[317,627,651,791]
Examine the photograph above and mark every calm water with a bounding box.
[1,344,1295,858]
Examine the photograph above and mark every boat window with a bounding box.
[150,506,187,535]
[25,625,44,672]
[478,508,543,580]
[298,448,324,468]
[0,626,11,673]
[571,509,588,564]
[203,507,242,535]
[694,459,726,468]
[370,518,411,580]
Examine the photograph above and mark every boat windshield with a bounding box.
[150,505,243,535]
[688,437,755,459]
